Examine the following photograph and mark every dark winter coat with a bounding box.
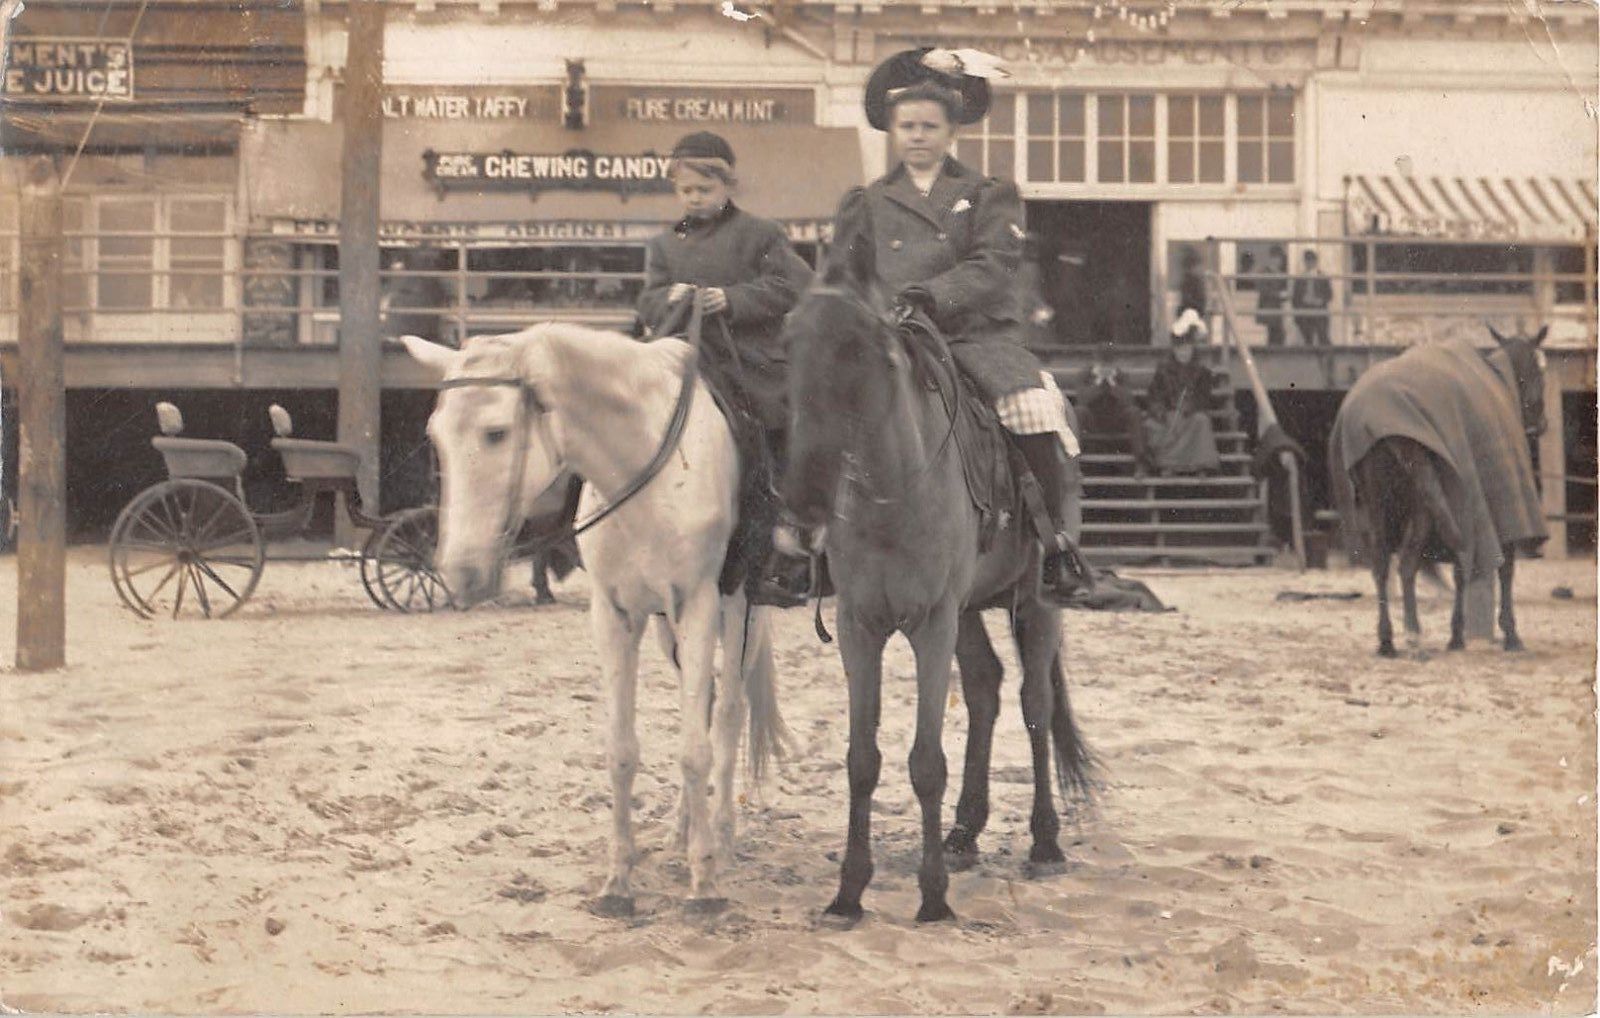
[637,203,812,430]
[832,157,1045,403]
[1146,355,1215,418]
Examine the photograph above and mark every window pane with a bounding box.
[1169,95,1194,136]
[100,272,153,309]
[1027,140,1054,181]
[1199,95,1225,135]
[1268,140,1295,183]
[172,236,224,261]
[171,273,223,309]
[1238,142,1263,184]
[169,199,225,233]
[956,138,985,170]
[1059,93,1085,135]
[1238,95,1263,136]
[1129,94,1154,136]
[63,199,88,310]
[1168,141,1193,183]
[101,236,152,259]
[1098,140,1124,183]
[1268,94,1294,136]
[1199,140,1225,182]
[1027,93,1053,135]
[989,94,1015,134]
[1058,140,1085,182]
[1129,140,1155,182]
[1098,95,1123,135]
[100,200,155,232]
[987,140,1014,181]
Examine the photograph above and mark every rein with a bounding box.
[442,298,706,576]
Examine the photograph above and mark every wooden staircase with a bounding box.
[1061,364,1277,568]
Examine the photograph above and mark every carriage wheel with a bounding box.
[370,506,452,613]
[108,479,264,620]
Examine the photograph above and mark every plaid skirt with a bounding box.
[995,372,1080,457]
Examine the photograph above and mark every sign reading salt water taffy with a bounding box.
[5,38,133,100]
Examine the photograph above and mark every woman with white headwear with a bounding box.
[1143,308,1222,476]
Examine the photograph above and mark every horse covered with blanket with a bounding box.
[1330,327,1549,656]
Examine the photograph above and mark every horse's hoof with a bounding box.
[820,900,864,929]
[946,849,980,873]
[1023,858,1069,879]
[1503,638,1526,653]
[684,896,728,916]
[915,901,957,924]
[534,594,556,606]
[589,894,635,918]
[1446,639,1466,652]
[1377,644,1398,658]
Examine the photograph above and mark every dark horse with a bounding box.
[1334,325,1549,657]
[780,257,1096,925]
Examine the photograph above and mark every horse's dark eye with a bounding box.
[484,428,509,447]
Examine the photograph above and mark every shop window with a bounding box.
[168,198,227,309]
[467,244,645,311]
[1350,242,1534,296]
[1554,244,1591,305]
[953,94,1015,180]
[1096,93,1155,184]
[1167,94,1224,184]
[1024,92,1086,183]
[63,198,89,314]
[1238,93,1294,184]
[97,198,156,310]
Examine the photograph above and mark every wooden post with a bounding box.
[1539,364,1568,559]
[16,156,66,671]
[336,0,386,541]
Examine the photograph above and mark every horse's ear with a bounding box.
[1532,324,1549,347]
[398,334,459,378]
[1486,323,1508,347]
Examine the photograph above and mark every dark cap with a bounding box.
[863,48,991,131]
[669,131,736,166]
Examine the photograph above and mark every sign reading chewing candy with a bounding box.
[424,149,676,196]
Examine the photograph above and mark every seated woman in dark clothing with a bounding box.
[1143,309,1223,477]
[1078,354,1154,479]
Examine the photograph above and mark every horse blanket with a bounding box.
[1330,339,1546,578]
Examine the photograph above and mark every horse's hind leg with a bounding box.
[1498,546,1524,652]
[1012,598,1065,874]
[591,597,647,917]
[1448,560,1468,651]
[709,592,754,867]
[946,610,1002,870]
[1396,509,1429,646]
[673,584,726,909]
[1371,535,1397,658]
[531,551,555,604]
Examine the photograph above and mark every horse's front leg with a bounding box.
[1396,511,1429,645]
[673,583,726,909]
[1447,560,1468,651]
[1013,598,1066,875]
[591,597,646,917]
[907,605,960,923]
[824,609,888,926]
[946,610,1002,870]
[1498,545,1524,652]
[710,592,755,868]
[1370,523,1397,657]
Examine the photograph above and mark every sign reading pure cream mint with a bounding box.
[5,38,133,99]
[591,86,815,125]
[423,149,676,196]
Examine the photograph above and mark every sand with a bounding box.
[0,548,1595,1015]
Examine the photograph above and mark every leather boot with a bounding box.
[1016,433,1094,605]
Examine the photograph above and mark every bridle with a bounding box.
[437,299,706,579]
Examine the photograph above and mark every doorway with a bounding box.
[1026,200,1152,346]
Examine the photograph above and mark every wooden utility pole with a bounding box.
[336,0,386,541]
[16,156,66,671]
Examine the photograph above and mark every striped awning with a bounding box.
[1345,175,1597,243]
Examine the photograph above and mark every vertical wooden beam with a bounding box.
[337,0,386,537]
[16,156,66,672]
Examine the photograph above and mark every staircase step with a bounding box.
[1082,521,1269,535]
[1083,497,1264,511]
[1083,545,1275,566]
[1084,475,1259,490]
[1080,452,1252,467]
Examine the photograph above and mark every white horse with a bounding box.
[402,325,788,914]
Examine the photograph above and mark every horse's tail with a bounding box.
[1049,651,1099,810]
[732,602,792,787]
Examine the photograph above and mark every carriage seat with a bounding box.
[270,438,363,481]
[151,436,248,481]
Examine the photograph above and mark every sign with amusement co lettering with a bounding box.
[423,149,676,197]
[880,35,1317,71]
[4,37,134,100]
[591,85,814,125]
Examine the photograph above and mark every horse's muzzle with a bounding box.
[440,560,501,609]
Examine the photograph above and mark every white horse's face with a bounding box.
[405,335,565,606]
